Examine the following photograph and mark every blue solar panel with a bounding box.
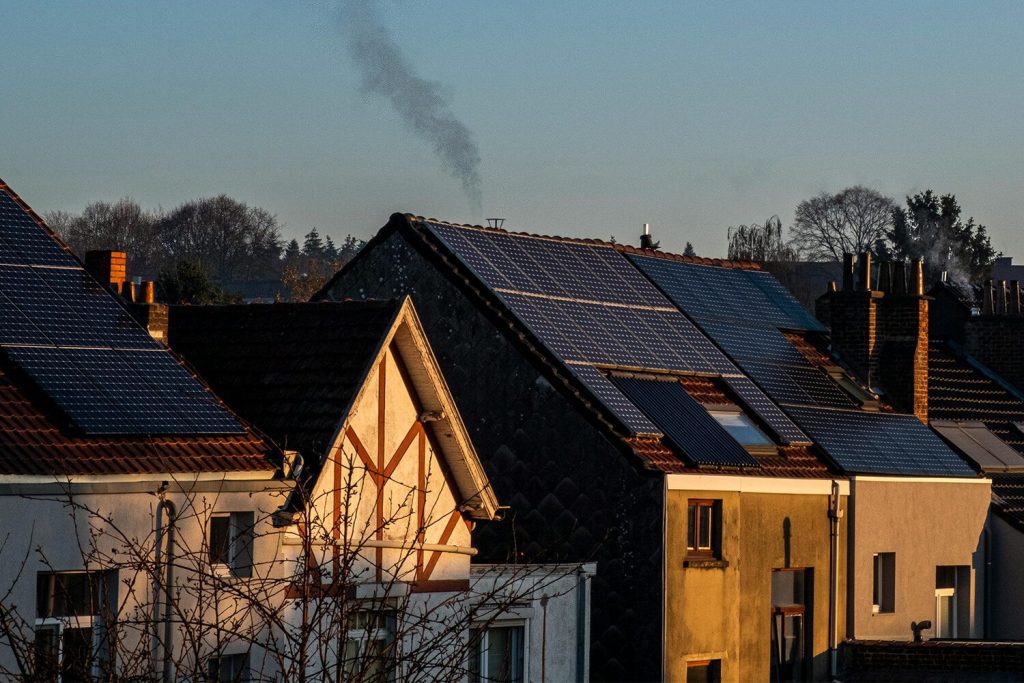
[722,376,810,445]
[612,375,759,467]
[629,255,825,331]
[569,364,660,435]
[699,320,809,365]
[784,406,977,476]
[0,187,244,435]
[0,192,79,267]
[740,360,858,409]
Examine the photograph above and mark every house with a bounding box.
[319,214,856,681]
[925,278,1024,639]
[0,179,593,682]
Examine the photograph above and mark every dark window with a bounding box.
[208,651,250,682]
[209,512,255,577]
[36,572,98,618]
[771,568,813,683]
[687,499,721,557]
[35,571,114,681]
[873,553,896,613]
[469,624,525,683]
[686,659,721,683]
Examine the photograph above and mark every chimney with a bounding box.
[824,255,930,422]
[842,253,855,291]
[120,281,136,303]
[640,223,655,250]
[127,280,168,342]
[85,250,127,292]
[996,280,1009,316]
[982,280,995,316]
[1011,281,1022,316]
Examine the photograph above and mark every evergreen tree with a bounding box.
[302,228,325,258]
[683,242,696,257]
[284,239,301,262]
[323,235,338,261]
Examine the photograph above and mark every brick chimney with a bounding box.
[84,250,127,292]
[127,281,169,342]
[962,278,1024,392]
[818,253,929,422]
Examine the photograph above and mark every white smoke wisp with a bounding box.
[340,0,483,212]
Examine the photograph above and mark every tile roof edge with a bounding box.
[942,339,1024,404]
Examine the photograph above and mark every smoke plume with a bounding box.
[340,0,483,212]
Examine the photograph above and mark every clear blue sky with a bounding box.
[3,1,1023,258]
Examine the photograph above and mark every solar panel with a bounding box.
[569,364,660,435]
[0,192,79,267]
[612,375,758,467]
[629,255,825,331]
[784,406,977,476]
[740,360,858,409]
[0,187,245,436]
[698,320,808,365]
[722,376,810,445]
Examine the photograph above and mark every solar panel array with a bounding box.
[785,406,977,476]
[0,189,243,435]
[425,221,810,452]
[629,256,826,332]
[612,375,758,467]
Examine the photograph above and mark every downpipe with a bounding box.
[828,480,843,679]
[153,496,177,683]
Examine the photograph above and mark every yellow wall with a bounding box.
[665,485,847,682]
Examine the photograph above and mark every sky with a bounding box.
[3,1,1024,258]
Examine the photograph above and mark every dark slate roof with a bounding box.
[929,341,1024,526]
[168,301,400,465]
[324,214,838,478]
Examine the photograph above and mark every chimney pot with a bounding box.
[893,261,907,295]
[910,259,924,296]
[120,281,136,303]
[996,280,1009,315]
[639,224,654,250]
[858,252,872,291]
[983,280,995,316]
[841,253,855,291]
[877,262,892,292]
[827,280,837,293]
[1011,281,1022,316]
[139,280,155,304]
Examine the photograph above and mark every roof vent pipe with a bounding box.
[857,252,872,291]
[640,223,655,250]
[140,281,155,304]
[486,218,505,229]
[1011,281,1022,316]
[842,253,855,291]
[910,259,924,296]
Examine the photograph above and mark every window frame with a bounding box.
[685,658,721,683]
[207,651,251,683]
[34,570,113,682]
[469,620,528,683]
[686,499,722,559]
[343,609,397,682]
[872,552,896,614]
[208,511,255,578]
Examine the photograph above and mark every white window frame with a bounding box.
[935,587,957,638]
[34,572,110,682]
[470,619,529,683]
[343,610,396,681]
[209,511,254,578]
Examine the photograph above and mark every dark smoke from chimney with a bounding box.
[340,0,483,212]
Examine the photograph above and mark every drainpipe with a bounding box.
[152,497,177,683]
[575,566,587,683]
[983,527,992,638]
[828,481,843,679]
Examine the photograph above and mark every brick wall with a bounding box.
[843,639,1024,682]
[878,297,929,422]
[965,317,1024,394]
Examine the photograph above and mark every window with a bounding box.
[469,623,525,683]
[687,499,721,558]
[686,659,721,683]
[208,652,250,682]
[209,511,254,578]
[707,409,773,447]
[771,569,812,682]
[35,571,114,682]
[935,565,970,638]
[343,610,395,682]
[872,553,896,613]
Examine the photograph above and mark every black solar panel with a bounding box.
[740,360,858,409]
[0,188,244,436]
[722,376,810,445]
[784,405,977,476]
[699,320,808,365]
[629,255,826,331]
[612,375,758,467]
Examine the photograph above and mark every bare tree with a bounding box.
[790,186,896,261]
[44,199,162,276]
[727,216,797,262]
[0,444,586,682]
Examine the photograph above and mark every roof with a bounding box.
[0,179,278,476]
[324,214,840,479]
[168,298,500,519]
[168,300,401,463]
